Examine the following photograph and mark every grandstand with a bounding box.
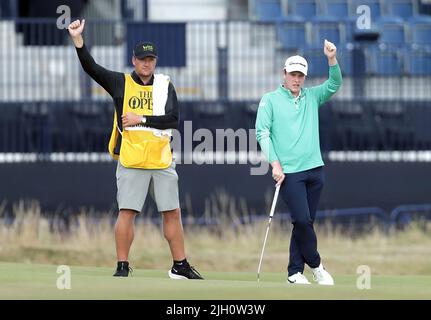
[0,0,430,151]
[1,1,431,102]
[0,0,430,222]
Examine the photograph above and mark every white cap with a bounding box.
[284,55,308,76]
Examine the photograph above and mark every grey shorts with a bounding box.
[116,161,180,213]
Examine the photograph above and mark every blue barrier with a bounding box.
[178,205,431,231]
[390,204,431,228]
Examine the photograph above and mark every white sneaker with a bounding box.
[287,272,311,284]
[311,263,334,285]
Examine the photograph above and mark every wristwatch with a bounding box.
[141,116,147,124]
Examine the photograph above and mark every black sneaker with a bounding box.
[113,261,132,277]
[168,263,203,280]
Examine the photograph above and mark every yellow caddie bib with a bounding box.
[108,74,172,169]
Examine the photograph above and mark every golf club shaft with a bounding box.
[257,184,280,281]
[257,217,272,282]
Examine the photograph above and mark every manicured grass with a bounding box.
[1,262,430,300]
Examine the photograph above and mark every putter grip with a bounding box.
[268,185,280,218]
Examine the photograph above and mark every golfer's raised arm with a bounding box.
[68,19,122,97]
[310,39,343,106]
[324,39,338,66]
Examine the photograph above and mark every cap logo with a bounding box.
[289,62,306,67]
[143,45,153,51]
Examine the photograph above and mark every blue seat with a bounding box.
[404,46,431,75]
[254,0,282,22]
[330,102,378,150]
[320,0,350,18]
[288,0,317,19]
[302,47,330,77]
[194,103,229,137]
[336,45,354,76]
[377,16,406,47]
[408,15,431,46]
[371,102,415,150]
[277,16,307,50]
[365,46,403,76]
[341,16,359,43]
[310,16,342,46]
[350,0,382,21]
[384,0,417,20]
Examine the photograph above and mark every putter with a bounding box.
[257,184,281,282]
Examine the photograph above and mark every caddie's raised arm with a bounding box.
[68,19,85,48]
[68,19,121,97]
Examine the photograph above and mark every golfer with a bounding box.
[68,19,203,279]
[256,40,342,285]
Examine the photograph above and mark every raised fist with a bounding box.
[324,39,337,59]
[68,19,85,37]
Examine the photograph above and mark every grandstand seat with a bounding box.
[70,103,111,152]
[336,45,354,76]
[408,15,431,47]
[20,103,52,153]
[404,46,431,75]
[254,0,283,22]
[193,102,232,151]
[365,45,403,76]
[377,16,406,47]
[302,47,330,77]
[288,0,317,19]
[320,0,350,18]
[50,103,74,153]
[276,15,307,50]
[372,102,415,150]
[342,16,359,43]
[0,104,21,152]
[310,16,342,46]
[350,0,382,21]
[331,102,378,150]
[194,102,228,132]
[241,102,259,130]
[0,0,16,18]
[384,0,417,21]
